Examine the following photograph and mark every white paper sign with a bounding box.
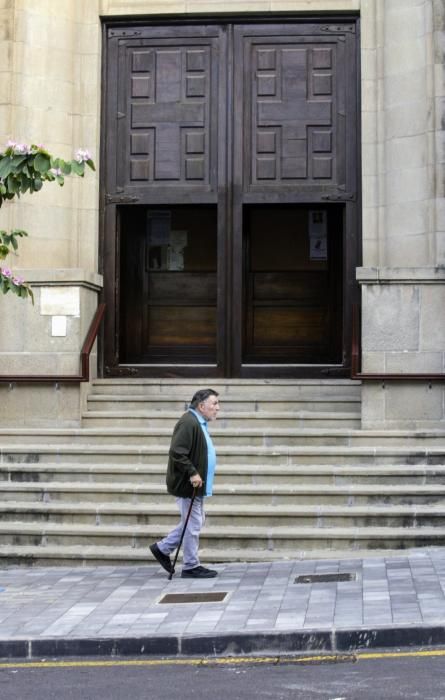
[51,315,67,337]
[309,210,328,260]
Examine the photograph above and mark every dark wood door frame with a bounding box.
[100,16,360,379]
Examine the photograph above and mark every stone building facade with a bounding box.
[0,0,444,429]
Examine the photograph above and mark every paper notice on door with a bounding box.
[168,230,188,270]
[170,230,187,249]
[309,210,328,260]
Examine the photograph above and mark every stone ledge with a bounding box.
[357,267,445,283]
[12,269,103,291]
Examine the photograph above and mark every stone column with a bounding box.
[360,0,445,428]
[0,0,102,426]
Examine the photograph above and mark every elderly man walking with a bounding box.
[150,388,220,579]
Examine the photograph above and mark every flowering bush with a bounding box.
[0,229,33,301]
[0,140,95,302]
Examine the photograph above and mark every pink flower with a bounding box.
[50,167,62,177]
[1,267,13,278]
[13,276,25,286]
[75,148,91,163]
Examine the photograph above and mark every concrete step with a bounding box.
[86,396,362,413]
[2,502,445,528]
[90,378,362,399]
[1,428,445,447]
[0,521,444,550]
[2,444,445,466]
[3,463,445,486]
[2,481,445,506]
[81,410,361,429]
[0,544,423,566]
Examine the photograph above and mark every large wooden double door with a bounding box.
[102,19,359,377]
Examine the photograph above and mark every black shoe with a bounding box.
[149,543,173,573]
[181,566,217,579]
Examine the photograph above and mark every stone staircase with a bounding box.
[1,378,445,565]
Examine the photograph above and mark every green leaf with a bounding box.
[71,160,85,176]
[11,229,28,238]
[33,177,43,192]
[10,155,28,170]
[86,159,96,172]
[0,158,13,180]
[6,173,20,194]
[34,153,51,173]
[61,161,72,175]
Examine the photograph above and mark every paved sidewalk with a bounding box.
[2,548,445,659]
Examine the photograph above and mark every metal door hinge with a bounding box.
[321,25,355,34]
[321,192,356,202]
[108,29,142,38]
[105,194,140,204]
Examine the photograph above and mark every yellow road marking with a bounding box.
[0,655,347,669]
[359,649,445,661]
[1,649,445,670]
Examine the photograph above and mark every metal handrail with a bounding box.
[0,303,106,384]
[351,303,445,381]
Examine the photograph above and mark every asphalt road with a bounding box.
[1,651,445,700]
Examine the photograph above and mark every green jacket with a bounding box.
[166,411,208,498]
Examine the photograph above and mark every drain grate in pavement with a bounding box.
[295,573,356,584]
[158,592,228,605]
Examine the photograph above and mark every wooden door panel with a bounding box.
[234,23,356,202]
[253,307,326,345]
[148,272,216,302]
[147,306,216,346]
[252,43,336,185]
[114,27,222,201]
[253,273,328,301]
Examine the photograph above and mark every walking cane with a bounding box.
[168,486,198,581]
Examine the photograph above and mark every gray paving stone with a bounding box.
[3,549,445,643]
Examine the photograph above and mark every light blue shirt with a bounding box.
[188,408,216,497]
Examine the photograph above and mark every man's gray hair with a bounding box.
[189,388,219,409]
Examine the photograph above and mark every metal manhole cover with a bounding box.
[158,592,228,605]
[295,573,356,584]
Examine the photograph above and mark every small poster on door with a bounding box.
[168,230,187,270]
[308,210,328,260]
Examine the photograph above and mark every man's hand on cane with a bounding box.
[190,474,203,488]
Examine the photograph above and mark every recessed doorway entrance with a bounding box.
[102,19,359,377]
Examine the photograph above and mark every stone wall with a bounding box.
[359,0,445,428]
[0,1,102,426]
[0,0,444,428]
